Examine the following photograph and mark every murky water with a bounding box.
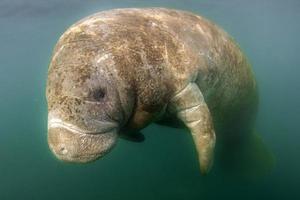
[0,0,299,199]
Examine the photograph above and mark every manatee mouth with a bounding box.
[48,117,117,135]
[47,119,118,163]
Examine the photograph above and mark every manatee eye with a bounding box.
[92,88,106,101]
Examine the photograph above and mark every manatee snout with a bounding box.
[47,116,118,163]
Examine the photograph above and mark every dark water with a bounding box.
[0,0,299,199]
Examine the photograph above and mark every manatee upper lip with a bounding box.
[48,118,117,135]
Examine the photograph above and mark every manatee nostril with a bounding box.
[59,146,68,155]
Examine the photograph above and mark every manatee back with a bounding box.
[48,8,257,130]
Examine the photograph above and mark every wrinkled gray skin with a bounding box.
[46,8,257,173]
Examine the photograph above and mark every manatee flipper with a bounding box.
[169,83,216,174]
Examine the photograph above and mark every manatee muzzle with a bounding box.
[47,117,118,163]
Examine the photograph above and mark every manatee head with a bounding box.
[46,56,126,163]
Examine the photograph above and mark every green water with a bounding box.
[0,0,299,199]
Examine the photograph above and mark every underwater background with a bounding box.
[0,0,299,199]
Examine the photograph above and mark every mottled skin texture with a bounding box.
[46,8,257,173]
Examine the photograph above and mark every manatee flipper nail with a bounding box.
[169,83,216,174]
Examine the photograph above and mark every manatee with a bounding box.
[46,8,271,174]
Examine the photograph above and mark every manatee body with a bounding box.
[46,8,257,173]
